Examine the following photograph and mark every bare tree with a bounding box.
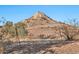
[61,18,79,41]
[64,18,79,28]
[61,24,79,41]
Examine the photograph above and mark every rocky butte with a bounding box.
[23,11,79,41]
[0,11,79,42]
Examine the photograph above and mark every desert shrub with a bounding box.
[15,22,28,39]
[15,26,28,37]
[3,21,16,38]
[3,21,28,39]
[60,25,77,41]
[57,18,79,41]
[0,30,6,53]
[63,26,72,40]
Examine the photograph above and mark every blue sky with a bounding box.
[0,5,79,25]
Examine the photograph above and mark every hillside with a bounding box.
[0,11,79,41]
[23,11,79,41]
[0,12,79,54]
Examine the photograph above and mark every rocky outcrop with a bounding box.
[23,12,79,41]
[46,41,79,54]
[1,11,79,42]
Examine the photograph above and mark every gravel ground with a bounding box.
[3,40,66,54]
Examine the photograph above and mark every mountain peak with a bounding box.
[24,11,58,27]
[33,11,46,19]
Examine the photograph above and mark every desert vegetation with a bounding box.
[0,12,79,54]
[64,18,79,28]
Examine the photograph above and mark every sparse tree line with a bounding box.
[0,17,28,42]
